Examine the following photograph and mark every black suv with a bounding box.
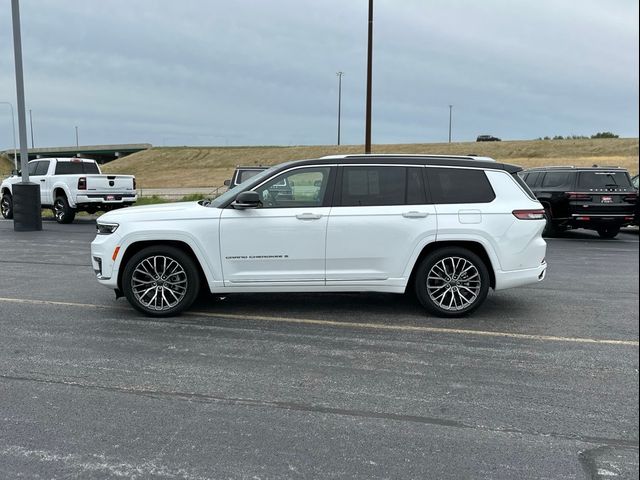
[476,135,501,142]
[521,166,637,238]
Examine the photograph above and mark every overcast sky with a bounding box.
[1,0,638,149]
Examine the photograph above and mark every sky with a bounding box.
[0,0,638,149]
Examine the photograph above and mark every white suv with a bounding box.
[91,155,547,318]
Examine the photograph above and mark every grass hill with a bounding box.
[41,137,640,188]
[0,154,13,178]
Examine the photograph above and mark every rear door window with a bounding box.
[338,166,426,206]
[541,172,572,188]
[427,168,495,204]
[577,171,631,189]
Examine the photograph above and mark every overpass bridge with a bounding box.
[2,143,151,165]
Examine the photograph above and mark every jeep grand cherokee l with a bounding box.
[91,155,547,318]
[521,166,637,238]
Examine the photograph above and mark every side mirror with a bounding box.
[223,179,231,186]
[11,170,19,176]
[232,191,261,209]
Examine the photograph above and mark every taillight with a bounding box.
[513,209,545,220]
[132,177,136,190]
[623,192,637,203]
[78,177,87,190]
[567,192,593,201]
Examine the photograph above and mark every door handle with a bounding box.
[402,211,428,218]
[296,213,323,220]
[40,179,45,182]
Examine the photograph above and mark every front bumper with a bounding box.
[91,232,122,288]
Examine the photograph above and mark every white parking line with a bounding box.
[1,296,637,347]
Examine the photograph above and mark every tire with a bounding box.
[414,247,490,318]
[1,193,13,219]
[597,226,620,239]
[542,210,559,237]
[53,196,76,224]
[122,245,201,317]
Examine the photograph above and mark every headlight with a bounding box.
[96,222,119,235]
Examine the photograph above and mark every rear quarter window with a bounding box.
[427,168,495,204]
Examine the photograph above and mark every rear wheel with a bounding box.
[122,246,200,317]
[53,196,76,224]
[597,226,620,239]
[1,193,13,219]
[542,210,560,237]
[414,247,490,318]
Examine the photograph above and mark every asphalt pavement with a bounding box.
[0,219,638,479]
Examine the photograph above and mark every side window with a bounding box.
[27,162,39,176]
[541,172,571,188]
[524,172,540,187]
[34,160,50,175]
[428,168,496,204]
[339,166,406,207]
[255,167,331,208]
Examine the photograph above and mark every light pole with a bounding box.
[75,126,79,147]
[29,108,34,148]
[11,0,42,231]
[336,71,343,146]
[448,104,453,143]
[364,0,373,154]
[0,101,18,169]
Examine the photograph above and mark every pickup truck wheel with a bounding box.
[53,196,76,224]
[122,246,200,317]
[597,226,620,239]
[1,193,13,219]
[414,247,490,318]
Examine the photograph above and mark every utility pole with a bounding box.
[29,108,34,148]
[75,126,79,147]
[364,0,373,154]
[11,0,41,231]
[448,105,453,143]
[336,71,343,146]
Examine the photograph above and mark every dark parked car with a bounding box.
[476,135,501,142]
[224,166,268,190]
[632,174,639,225]
[520,166,637,238]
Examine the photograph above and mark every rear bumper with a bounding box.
[494,262,547,290]
[74,193,137,210]
[567,213,634,229]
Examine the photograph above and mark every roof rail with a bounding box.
[320,153,496,162]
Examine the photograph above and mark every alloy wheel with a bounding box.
[131,255,188,311]
[426,256,481,311]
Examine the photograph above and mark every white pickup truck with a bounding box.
[1,157,136,223]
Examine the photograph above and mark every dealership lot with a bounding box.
[0,219,637,479]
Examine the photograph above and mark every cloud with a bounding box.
[0,0,637,149]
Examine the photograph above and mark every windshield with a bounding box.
[577,171,632,189]
[210,165,281,207]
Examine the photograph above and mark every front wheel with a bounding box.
[414,247,490,318]
[122,246,201,317]
[597,226,620,239]
[1,193,13,219]
[53,196,76,224]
